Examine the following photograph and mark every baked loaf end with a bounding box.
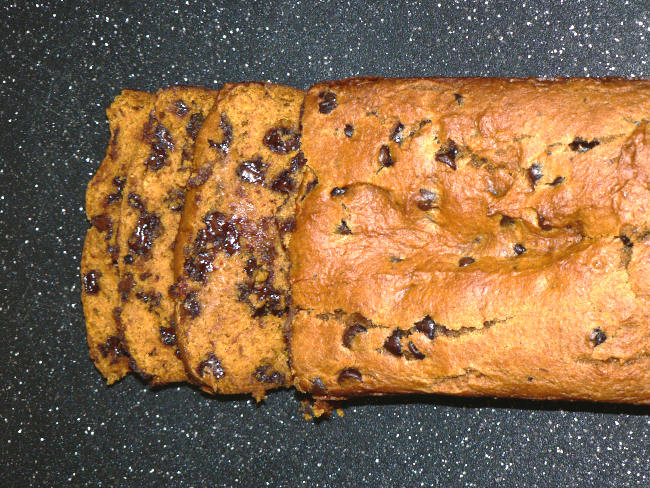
[81,89,155,384]
[174,83,305,400]
[117,86,218,385]
[290,77,650,403]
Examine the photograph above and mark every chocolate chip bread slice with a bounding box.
[81,89,155,384]
[117,86,218,385]
[290,77,650,404]
[173,83,305,400]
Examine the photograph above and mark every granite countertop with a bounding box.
[1,1,648,486]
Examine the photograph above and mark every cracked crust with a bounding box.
[116,86,218,385]
[290,78,650,404]
[81,90,155,384]
[173,83,305,399]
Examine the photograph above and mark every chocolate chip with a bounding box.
[182,291,201,318]
[311,377,328,395]
[216,114,233,155]
[244,257,257,277]
[528,163,543,186]
[513,243,527,255]
[112,306,121,324]
[168,278,188,299]
[289,151,307,173]
[159,326,177,346]
[454,93,464,105]
[194,212,240,255]
[144,119,175,171]
[417,189,437,211]
[107,245,119,265]
[414,315,438,340]
[263,127,300,154]
[408,341,425,360]
[435,139,458,170]
[196,353,225,380]
[181,148,191,170]
[569,137,600,152]
[135,290,162,308]
[344,124,354,137]
[165,188,185,212]
[104,192,122,205]
[538,214,553,231]
[123,254,134,264]
[117,273,135,301]
[390,122,405,144]
[184,250,217,283]
[186,162,213,188]
[458,256,475,267]
[82,270,101,295]
[127,192,145,211]
[253,365,285,385]
[342,323,367,348]
[91,214,113,236]
[337,368,363,384]
[378,145,394,167]
[183,250,216,285]
[590,328,607,346]
[237,284,251,303]
[186,112,205,140]
[238,276,287,319]
[145,147,168,171]
[236,158,268,185]
[330,186,347,197]
[548,176,565,187]
[98,335,128,362]
[152,123,174,149]
[112,176,126,193]
[173,100,189,116]
[256,285,286,318]
[128,213,161,255]
[617,235,634,248]
[384,329,405,356]
[336,220,352,235]
[270,170,295,194]
[252,305,271,318]
[318,91,337,114]
[278,217,297,234]
[104,176,127,206]
[500,215,515,227]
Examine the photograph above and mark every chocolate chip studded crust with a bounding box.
[117,86,218,385]
[174,83,305,400]
[290,78,650,404]
[81,89,155,384]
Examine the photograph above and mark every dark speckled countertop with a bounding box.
[1,1,649,487]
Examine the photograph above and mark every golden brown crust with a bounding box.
[290,77,650,404]
[174,83,305,399]
[81,89,155,384]
[116,86,218,385]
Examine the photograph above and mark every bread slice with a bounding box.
[290,77,650,404]
[81,89,155,384]
[117,86,218,385]
[173,83,305,400]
